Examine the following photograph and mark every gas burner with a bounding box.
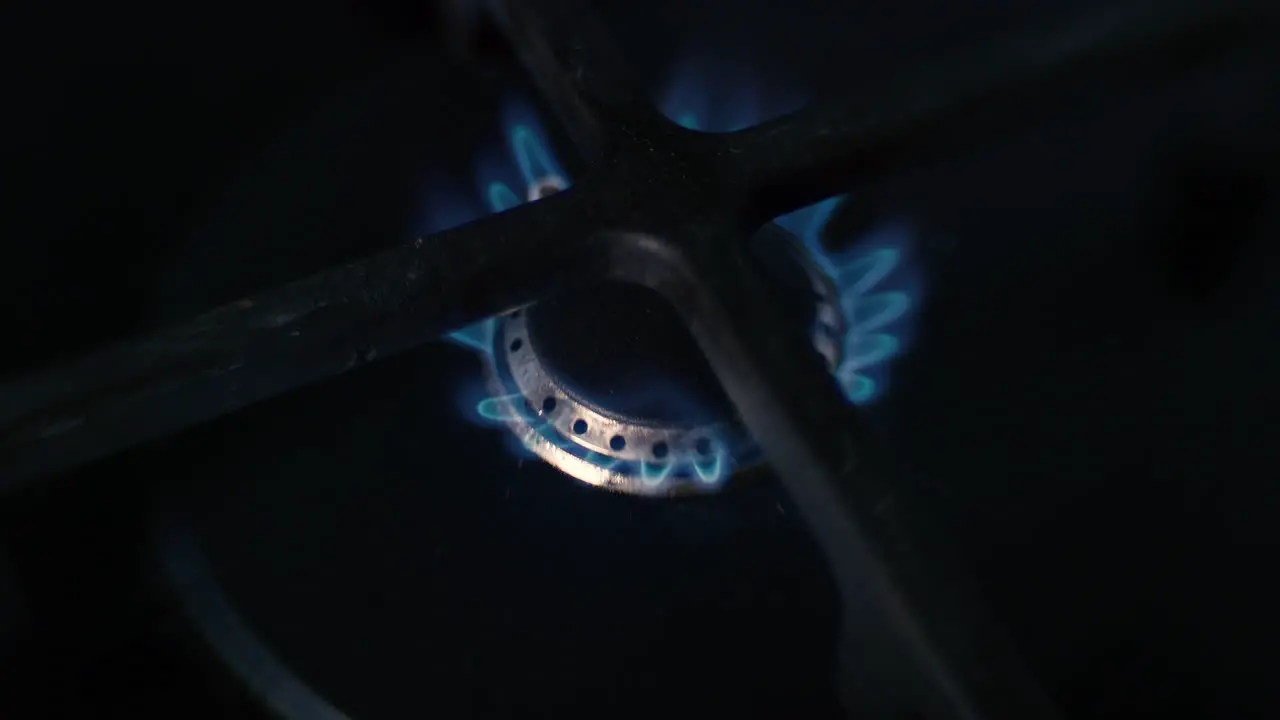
[438,94,919,497]
[480,307,751,496]
[473,226,845,497]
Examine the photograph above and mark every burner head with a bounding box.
[479,224,846,496]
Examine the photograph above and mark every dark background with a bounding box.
[0,0,1277,717]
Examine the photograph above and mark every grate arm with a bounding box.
[482,0,673,161]
[0,190,599,490]
[607,229,1063,718]
[722,0,1276,221]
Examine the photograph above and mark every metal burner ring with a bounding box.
[503,309,734,462]
[476,227,848,496]
[477,307,749,497]
[805,254,846,373]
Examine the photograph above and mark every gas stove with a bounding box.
[0,1,1277,718]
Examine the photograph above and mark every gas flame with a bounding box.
[662,65,923,405]
[773,199,923,404]
[425,103,570,355]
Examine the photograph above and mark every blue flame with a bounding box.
[420,103,569,353]
[661,66,923,406]
[452,373,738,488]
[774,201,923,405]
[660,62,801,132]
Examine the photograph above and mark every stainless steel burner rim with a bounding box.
[476,226,848,497]
[477,310,744,497]
[501,309,738,463]
[805,248,846,373]
[474,375,732,497]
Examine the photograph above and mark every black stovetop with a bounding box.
[1,1,1277,718]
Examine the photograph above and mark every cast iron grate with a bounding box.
[0,1,1274,717]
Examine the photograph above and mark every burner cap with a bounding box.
[479,224,846,496]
